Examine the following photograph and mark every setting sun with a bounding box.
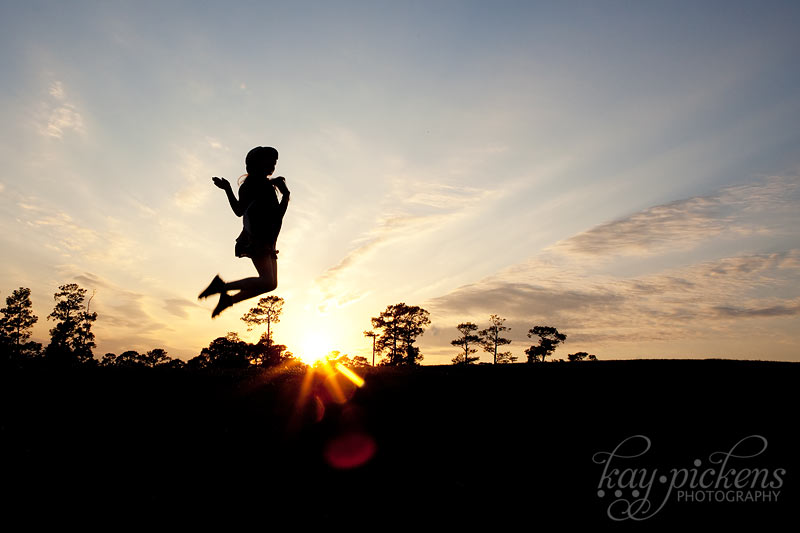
[298,332,333,365]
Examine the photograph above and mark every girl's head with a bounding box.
[245,146,278,177]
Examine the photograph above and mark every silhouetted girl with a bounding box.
[198,146,290,317]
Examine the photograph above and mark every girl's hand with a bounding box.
[212,176,231,190]
[271,176,289,194]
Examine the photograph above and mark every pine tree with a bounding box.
[371,303,430,365]
[525,326,566,363]
[451,322,481,365]
[0,287,40,360]
[478,314,515,364]
[241,295,284,347]
[45,283,97,364]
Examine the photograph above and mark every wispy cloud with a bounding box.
[205,137,227,150]
[163,297,200,318]
[313,182,497,312]
[712,303,800,318]
[316,213,445,283]
[173,150,213,211]
[171,136,240,212]
[311,214,428,313]
[426,175,800,360]
[428,281,622,318]
[39,81,85,139]
[428,250,800,353]
[74,272,112,290]
[552,175,800,258]
[404,182,495,212]
[18,200,100,252]
[15,197,144,270]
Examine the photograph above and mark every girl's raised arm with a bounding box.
[212,176,244,217]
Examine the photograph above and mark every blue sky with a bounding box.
[1,1,799,363]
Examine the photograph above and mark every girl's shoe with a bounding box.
[212,292,233,318]
[199,275,225,299]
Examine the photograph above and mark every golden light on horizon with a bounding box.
[298,331,333,366]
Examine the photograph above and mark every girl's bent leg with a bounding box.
[228,255,277,305]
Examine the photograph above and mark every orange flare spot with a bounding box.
[324,432,376,469]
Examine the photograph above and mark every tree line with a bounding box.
[1,284,98,366]
[0,285,295,371]
[2,286,597,370]
[364,303,597,366]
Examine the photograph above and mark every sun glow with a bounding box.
[299,332,333,365]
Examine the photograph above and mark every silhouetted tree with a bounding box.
[1,287,41,361]
[186,353,208,370]
[45,283,97,365]
[349,355,370,368]
[525,326,566,363]
[371,303,430,365]
[451,322,480,365]
[315,351,371,370]
[100,348,178,368]
[188,332,250,369]
[116,350,145,367]
[567,351,597,362]
[142,348,172,367]
[478,314,515,364]
[241,296,284,347]
[372,308,401,365]
[160,358,186,369]
[250,331,291,366]
[363,330,378,366]
[186,331,290,369]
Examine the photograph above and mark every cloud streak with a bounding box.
[425,176,800,360]
[712,303,800,318]
[18,200,100,253]
[552,175,800,258]
[163,297,201,319]
[428,250,800,356]
[313,182,498,312]
[40,81,85,139]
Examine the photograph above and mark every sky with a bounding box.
[1,0,799,364]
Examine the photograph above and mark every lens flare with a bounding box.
[324,432,376,469]
[298,332,331,365]
[335,363,365,388]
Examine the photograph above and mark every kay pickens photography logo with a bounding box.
[592,435,786,521]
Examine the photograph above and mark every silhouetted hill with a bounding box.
[2,359,797,527]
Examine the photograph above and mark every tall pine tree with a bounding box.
[241,295,284,347]
[478,314,515,364]
[371,303,430,365]
[451,322,481,365]
[0,287,40,360]
[46,283,97,364]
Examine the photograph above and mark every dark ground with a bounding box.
[2,359,798,528]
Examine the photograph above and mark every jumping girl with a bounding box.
[198,146,290,317]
